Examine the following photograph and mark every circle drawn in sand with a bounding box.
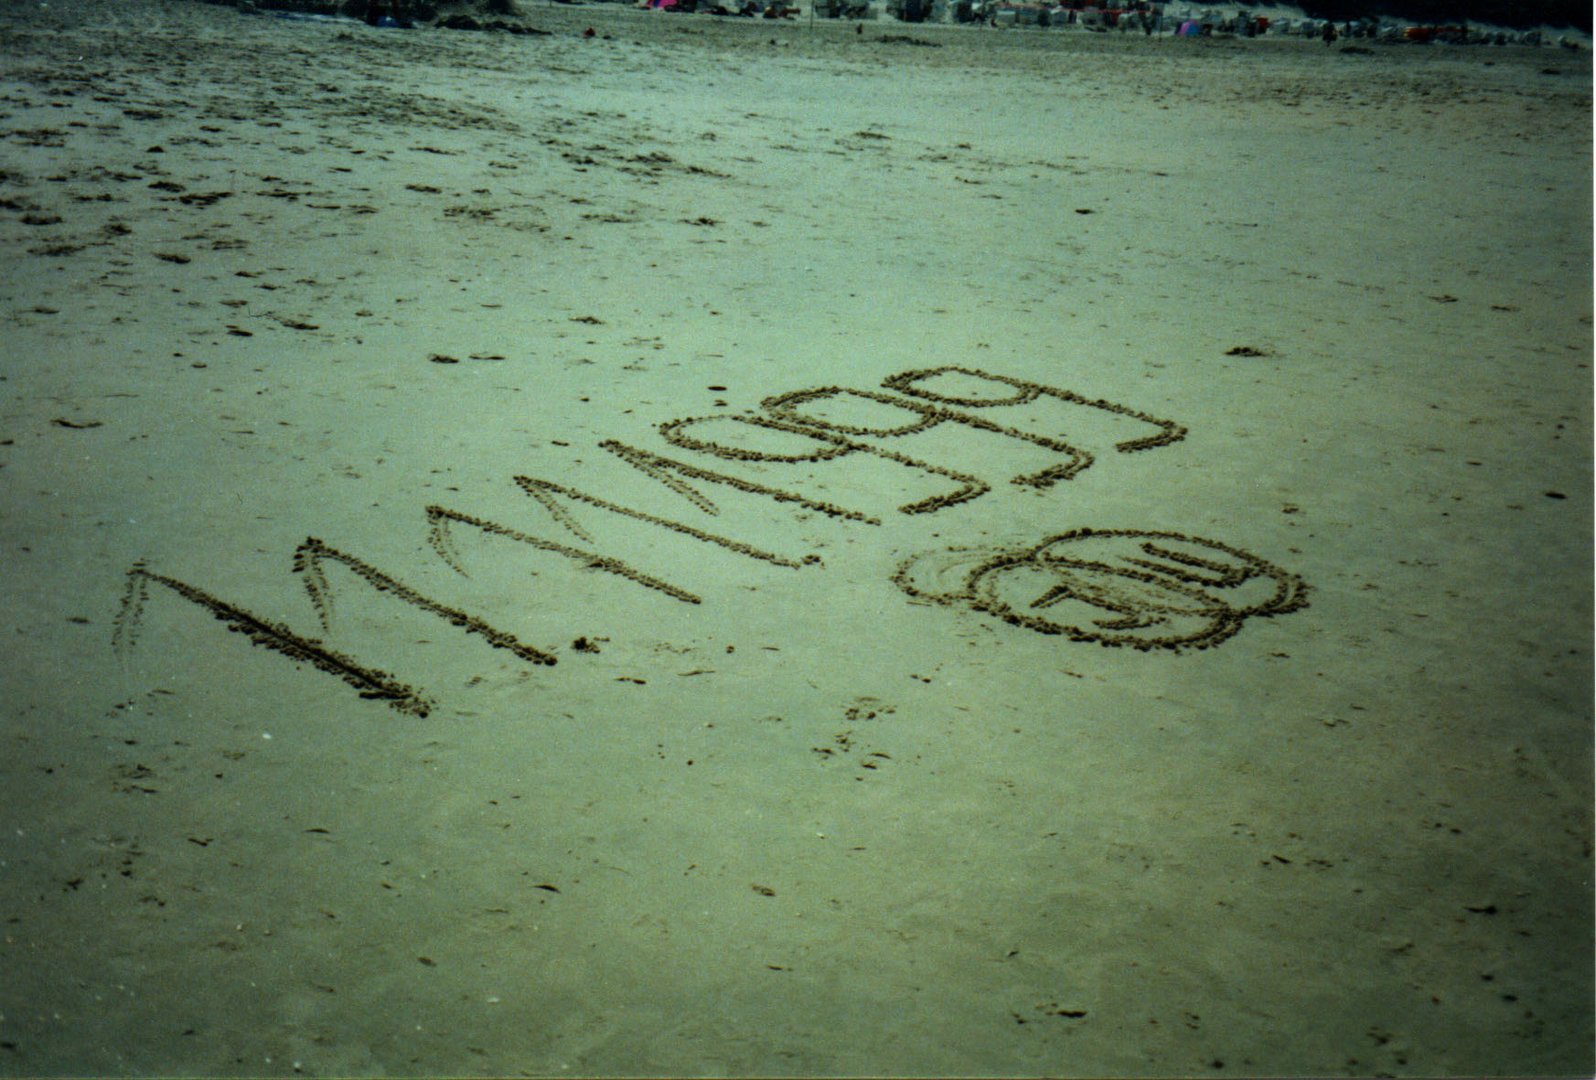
[894,528,1308,652]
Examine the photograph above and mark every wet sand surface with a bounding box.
[0,1,1591,1074]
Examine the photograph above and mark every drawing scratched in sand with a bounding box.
[113,366,1303,712]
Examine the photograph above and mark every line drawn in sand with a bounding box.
[113,560,437,717]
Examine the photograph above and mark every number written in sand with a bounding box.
[114,367,1227,714]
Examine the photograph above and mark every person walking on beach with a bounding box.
[1320,18,1337,44]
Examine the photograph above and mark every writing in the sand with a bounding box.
[113,365,1300,715]
[894,528,1309,654]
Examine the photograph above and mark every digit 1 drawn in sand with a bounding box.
[600,438,880,526]
[656,414,990,515]
[427,503,704,604]
[895,529,1307,652]
[760,385,1094,488]
[881,365,1187,457]
[431,448,841,606]
[112,561,436,716]
[516,475,810,570]
[293,537,558,665]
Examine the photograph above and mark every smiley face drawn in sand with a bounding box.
[894,528,1308,652]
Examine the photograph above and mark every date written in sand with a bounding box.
[115,365,1303,714]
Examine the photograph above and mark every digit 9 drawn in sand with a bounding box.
[760,365,1187,492]
[894,529,1308,652]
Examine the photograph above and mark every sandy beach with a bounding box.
[0,0,1591,1074]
